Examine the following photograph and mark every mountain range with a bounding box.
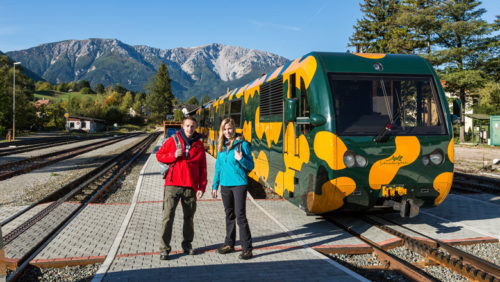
[5,39,290,101]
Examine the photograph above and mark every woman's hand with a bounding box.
[234,150,242,161]
[211,189,218,198]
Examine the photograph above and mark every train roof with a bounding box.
[198,52,435,109]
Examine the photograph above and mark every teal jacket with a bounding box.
[212,139,254,190]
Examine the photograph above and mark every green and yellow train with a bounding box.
[194,52,458,217]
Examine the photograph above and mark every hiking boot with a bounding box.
[160,252,169,260]
[217,245,234,254]
[184,248,195,255]
[239,250,253,260]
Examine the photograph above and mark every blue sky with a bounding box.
[1,0,498,60]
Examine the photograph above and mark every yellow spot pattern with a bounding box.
[242,121,252,143]
[254,107,282,148]
[208,129,215,155]
[313,131,347,170]
[274,123,310,196]
[433,172,453,205]
[369,136,420,190]
[447,139,454,163]
[352,53,386,59]
[283,56,317,89]
[252,151,269,183]
[307,177,356,213]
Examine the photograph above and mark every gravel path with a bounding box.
[454,144,500,174]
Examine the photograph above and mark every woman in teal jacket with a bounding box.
[212,118,255,259]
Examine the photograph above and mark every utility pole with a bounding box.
[13,62,21,141]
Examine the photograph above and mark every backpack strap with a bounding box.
[237,142,242,153]
[172,134,181,150]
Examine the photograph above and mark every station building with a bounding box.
[66,115,106,133]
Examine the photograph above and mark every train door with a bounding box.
[284,74,311,197]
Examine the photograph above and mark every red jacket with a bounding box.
[156,132,207,192]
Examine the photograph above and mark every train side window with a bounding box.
[230,99,243,128]
[224,102,230,118]
[290,74,296,99]
[299,77,311,134]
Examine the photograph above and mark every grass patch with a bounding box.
[34,90,98,102]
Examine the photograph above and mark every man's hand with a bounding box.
[196,190,204,200]
[175,149,182,158]
[211,189,217,198]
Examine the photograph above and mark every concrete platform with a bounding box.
[1,136,497,280]
[90,139,367,281]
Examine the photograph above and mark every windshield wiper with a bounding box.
[373,80,403,143]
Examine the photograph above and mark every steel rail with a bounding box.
[453,172,500,195]
[5,133,159,281]
[0,134,140,181]
[324,215,438,282]
[365,215,500,282]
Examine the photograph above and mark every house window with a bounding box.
[81,121,87,128]
[70,122,75,128]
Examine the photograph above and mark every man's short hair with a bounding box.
[182,116,198,125]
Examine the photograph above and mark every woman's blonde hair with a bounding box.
[217,118,242,152]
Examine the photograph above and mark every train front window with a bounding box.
[329,74,447,136]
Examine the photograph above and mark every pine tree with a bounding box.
[187,96,199,105]
[433,0,491,143]
[202,94,210,104]
[391,0,443,56]
[94,83,105,94]
[349,0,401,53]
[147,62,175,122]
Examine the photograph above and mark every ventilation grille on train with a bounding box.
[260,77,283,117]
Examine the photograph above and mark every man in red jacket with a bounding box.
[156,116,207,260]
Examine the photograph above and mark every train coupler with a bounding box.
[384,198,420,218]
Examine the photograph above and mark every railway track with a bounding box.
[0,133,140,181]
[326,214,500,281]
[0,136,99,157]
[452,172,500,194]
[0,136,76,149]
[1,132,160,281]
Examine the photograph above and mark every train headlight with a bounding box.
[422,155,430,166]
[429,149,444,165]
[343,151,368,168]
[343,151,356,168]
[355,155,368,167]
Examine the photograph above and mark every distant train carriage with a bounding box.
[163,121,182,138]
[195,52,458,217]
